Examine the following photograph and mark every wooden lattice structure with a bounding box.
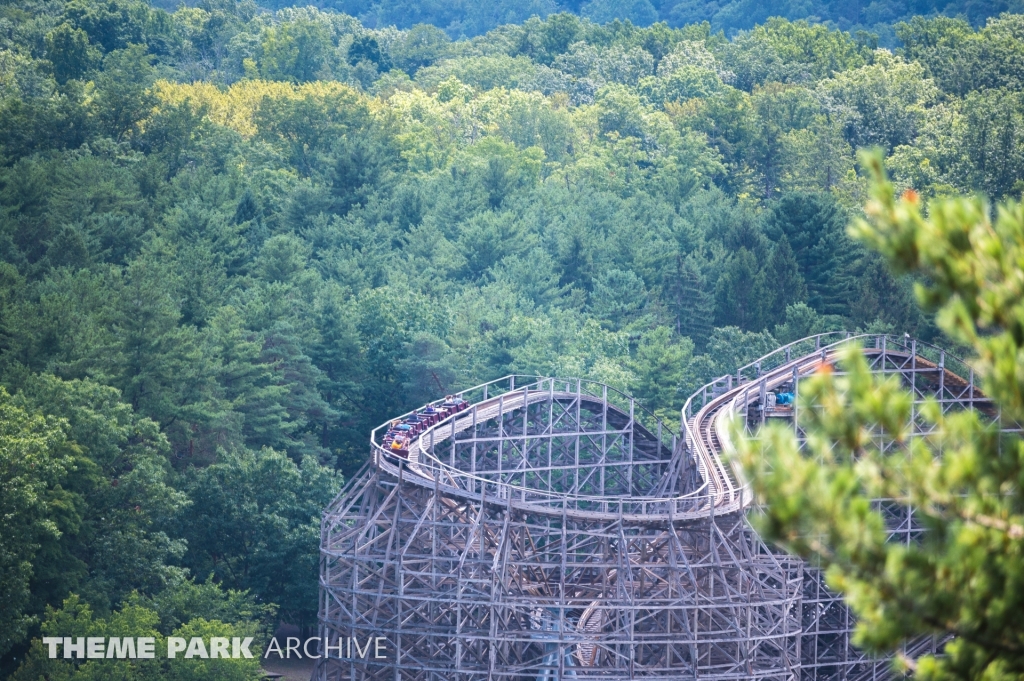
[316,333,994,680]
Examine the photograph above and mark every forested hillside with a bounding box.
[2,0,1024,677]
[193,0,1024,41]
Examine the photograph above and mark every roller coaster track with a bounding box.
[378,337,862,524]
[372,385,716,522]
[681,331,986,517]
[373,388,698,522]
[684,344,846,515]
[320,333,988,681]
[371,333,986,528]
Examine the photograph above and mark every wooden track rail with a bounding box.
[318,333,991,681]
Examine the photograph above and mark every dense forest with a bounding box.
[174,0,1024,42]
[2,0,1024,677]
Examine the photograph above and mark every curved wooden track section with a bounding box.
[371,334,984,523]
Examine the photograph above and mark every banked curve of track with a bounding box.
[686,334,961,517]
[372,337,907,522]
[687,344,870,516]
[373,389,701,522]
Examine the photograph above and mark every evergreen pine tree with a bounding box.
[589,268,649,331]
[234,189,267,254]
[259,323,338,464]
[715,248,770,331]
[669,254,715,350]
[849,255,921,332]
[104,251,221,440]
[808,226,860,316]
[737,153,1024,681]
[764,235,808,327]
[207,307,282,459]
[311,285,366,473]
[763,191,855,317]
[233,189,259,225]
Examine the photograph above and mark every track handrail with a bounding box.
[681,332,980,515]
[372,384,715,521]
[368,334,976,520]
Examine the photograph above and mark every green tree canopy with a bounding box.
[0,390,74,658]
[736,152,1024,680]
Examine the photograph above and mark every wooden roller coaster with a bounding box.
[317,333,993,681]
